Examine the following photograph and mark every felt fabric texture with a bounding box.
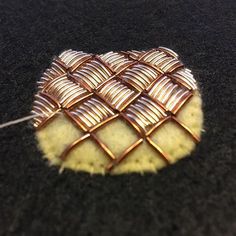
[36,92,203,174]
[0,0,235,235]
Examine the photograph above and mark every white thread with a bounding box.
[0,112,61,129]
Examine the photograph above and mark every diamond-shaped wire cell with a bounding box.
[61,136,112,172]
[139,49,183,73]
[98,51,135,74]
[147,119,197,164]
[94,117,141,159]
[32,92,61,128]
[37,59,67,90]
[168,68,197,90]
[42,75,92,109]
[97,78,140,111]
[147,76,192,114]
[119,63,161,92]
[124,95,167,135]
[58,50,93,72]
[65,96,116,132]
[72,59,113,91]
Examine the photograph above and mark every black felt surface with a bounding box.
[0,0,235,235]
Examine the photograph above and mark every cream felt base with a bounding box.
[36,92,203,174]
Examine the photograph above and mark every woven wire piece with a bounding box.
[32,47,200,172]
[32,92,61,128]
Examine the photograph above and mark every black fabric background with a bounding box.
[0,0,235,235]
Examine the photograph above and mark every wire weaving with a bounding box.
[32,47,200,172]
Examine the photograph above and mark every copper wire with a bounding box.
[32,92,61,128]
[42,75,92,109]
[121,50,145,60]
[148,76,192,114]
[66,96,115,131]
[106,138,143,171]
[99,51,134,74]
[125,96,167,133]
[32,47,200,172]
[158,47,179,58]
[72,59,113,91]
[120,63,160,91]
[60,133,90,161]
[97,79,140,111]
[37,60,67,90]
[139,49,183,73]
[146,137,170,164]
[171,116,200,143]
[59,50,92,72]
[168,68,197,90]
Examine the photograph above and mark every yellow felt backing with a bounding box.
[36,92,203,174]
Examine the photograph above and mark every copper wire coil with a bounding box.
[120,63,160,91]
[123,50,145,60]
[127,47,179,61]
[37,60,67,90]
[99,51,134,73]
[169,68,197,90]
[72,59,112,91]
[32,92,60,128]
[140,49,183,73]
[158,46,179,58]
[148,76,192,114]
[58,49,92,72]
[68,97,115,131]
[42,75,91,109]
[97,79,139,111]
[125,96,167,133]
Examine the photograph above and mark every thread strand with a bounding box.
[0,112,61,129]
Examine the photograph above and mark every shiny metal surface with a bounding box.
[32,47,200,172]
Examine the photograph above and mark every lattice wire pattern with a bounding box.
[32,47,200,172]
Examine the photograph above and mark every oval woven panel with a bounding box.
[32,47,203,174]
